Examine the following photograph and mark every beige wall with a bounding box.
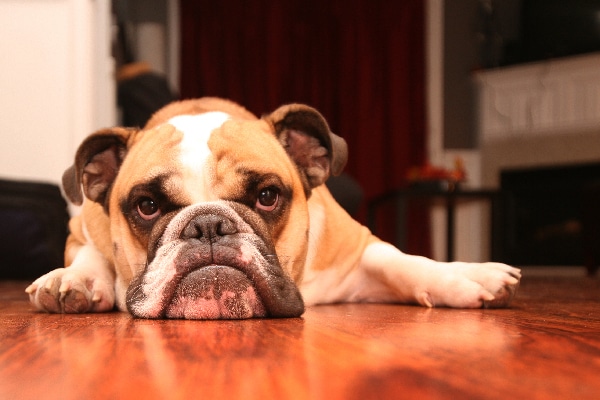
[0,0,115,185]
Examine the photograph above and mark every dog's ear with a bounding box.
[62,127,138,207]
[266,104,348,190]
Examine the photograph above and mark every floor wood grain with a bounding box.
[1,276,599,399]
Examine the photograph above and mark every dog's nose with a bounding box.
[181,214,238,240]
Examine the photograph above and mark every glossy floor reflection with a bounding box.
[1,276,599,399]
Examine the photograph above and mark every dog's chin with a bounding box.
[165,265,267,319]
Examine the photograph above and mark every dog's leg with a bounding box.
[358,241,521,308]
[26,244,115,313]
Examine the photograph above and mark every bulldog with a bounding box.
[26,97,521,319]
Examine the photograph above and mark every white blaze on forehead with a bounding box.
[167,112,231,200]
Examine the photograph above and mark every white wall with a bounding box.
[0,0,115,185]
[427,0,488,262]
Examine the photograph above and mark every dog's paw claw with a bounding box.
[417,292,434,307]
[24,283,37,294]
[59,281,72,294]
[44,278,56,291]
[483,279,520,309]
[481,290,495,302]
[92,292,102,303]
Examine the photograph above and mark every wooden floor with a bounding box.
[1,274,599,400]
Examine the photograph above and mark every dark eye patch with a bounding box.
[120,175,184,245]
[230,170,292,220]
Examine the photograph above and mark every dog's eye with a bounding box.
[256,187,279,211]
[137,197,161,220]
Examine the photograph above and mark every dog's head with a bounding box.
[63,98,347,319]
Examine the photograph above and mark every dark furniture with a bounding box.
[583,183,600,276]
[0,179,69,279]
[501,163,600,275]
[368,185,503,262]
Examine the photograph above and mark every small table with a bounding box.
[367,186,503,262]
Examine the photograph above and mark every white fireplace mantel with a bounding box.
[475,53,600,187]
[475,52,600,140]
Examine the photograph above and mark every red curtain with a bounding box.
[179,0,429,257]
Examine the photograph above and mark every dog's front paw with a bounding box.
[428,262,521,309]
[26,268,115,313]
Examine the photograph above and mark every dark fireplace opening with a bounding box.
[500,163,600,267]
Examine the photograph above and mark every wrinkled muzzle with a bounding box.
[125,203,305,319]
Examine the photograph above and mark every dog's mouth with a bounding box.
[125,204,304,319]
[166,265,266,319]
[126,240,304,319]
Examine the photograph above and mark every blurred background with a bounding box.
[1,0,599,272]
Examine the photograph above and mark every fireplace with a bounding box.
[474,54,600,271]
[499,163,600,267]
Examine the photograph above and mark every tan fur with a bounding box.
[306,186,377,273]
[206,117,312,282]
[145,97,257,129]
[65,202,113,267]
